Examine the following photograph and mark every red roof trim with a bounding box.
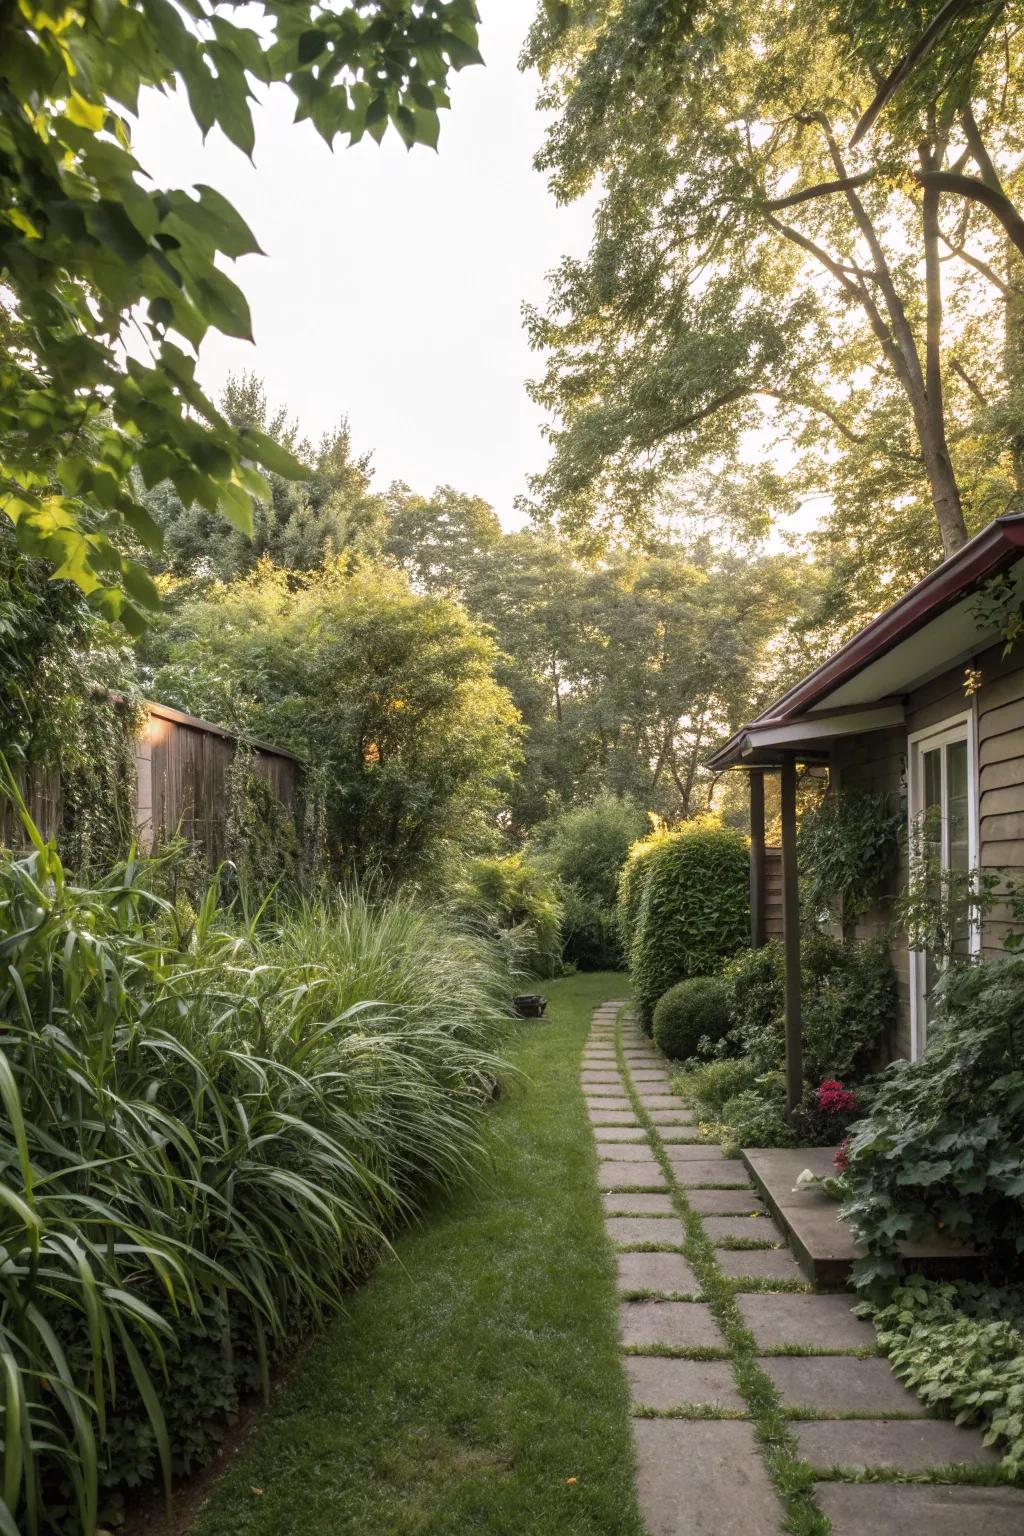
[760,515,1024,725]
[707,515,1024,771]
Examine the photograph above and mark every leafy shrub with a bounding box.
[718,1074,795,1157]
[534,793,646,911]
[534,795,645,968]
[684,1057,758,1122]
[616,825,672,953]
[864,1280,1024,1475]
[559,885,625,971]
[841,958,1024,1286]
[0,819,513,1533]
[630,817,749,1029]
[653,976,730,1062]
[725,933,896,1085]
[456,852,563,977]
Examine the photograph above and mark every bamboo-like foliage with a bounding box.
[0,806,511,1533]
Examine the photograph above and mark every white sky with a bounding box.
[133,1,594,528]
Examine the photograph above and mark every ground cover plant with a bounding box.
[0,810,514,1534]
[864,1280,1024,1477]
[188,973,646,1536]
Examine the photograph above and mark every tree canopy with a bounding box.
[523,0,1024,592]
[0,1,480,627]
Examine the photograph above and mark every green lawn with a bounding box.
[190,972,645,1536]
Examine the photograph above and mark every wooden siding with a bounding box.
[828,641,1024,1057]
[764,847,784,939]
[976,646,1024,958]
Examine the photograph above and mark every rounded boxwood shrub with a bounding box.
[630,817,749,1029]
[653,976,730,1061]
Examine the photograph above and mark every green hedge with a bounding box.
[615,826,671,954]
[652,976,730,1061]
[630,818,749,1029]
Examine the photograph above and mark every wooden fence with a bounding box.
[2,701,301,864]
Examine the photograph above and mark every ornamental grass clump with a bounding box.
[0,810,512,1534]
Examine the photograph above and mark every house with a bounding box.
[707,514,1024,1106]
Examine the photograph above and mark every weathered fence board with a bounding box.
[2,701,300,863]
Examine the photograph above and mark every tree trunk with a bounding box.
[919,141,968,556]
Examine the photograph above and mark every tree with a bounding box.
[0,1,481,627]
[144,374,377,580]
[145,559,521,876]
[523,0,1024,563]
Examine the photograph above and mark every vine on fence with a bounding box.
[224,745,300,900]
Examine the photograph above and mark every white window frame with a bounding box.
[907,709,980,1060]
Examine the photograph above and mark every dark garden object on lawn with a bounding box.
[514,994,548,1018]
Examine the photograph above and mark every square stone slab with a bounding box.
[762,1356,925,1415]
[587,1110,640,1126]
[581,1071,623,1084]
[635,1094,683,1109]
[584,1095,630,1109]
[716,1247,804,1283]
[604,1191,675,1216]
[647,1110,698,1126]
[814,1483,1024,1536]
[598,1161,666,1190]
[738,1292,876,1351]
[633,1420,782,1536]
[796,1418,1000,1471]
[606,1214,684,1247]
[619,1300,723,1350]
[598,1141,657,1162]
[618,1251,698,1297]
[625,1356,743,1411]
[630,1071,672,1084]
[594,1128,648,1143]
[703,1215,783,1244]
[666,1143,725,1162]
[672,1160,750,1187]
[688,1188,765,1216]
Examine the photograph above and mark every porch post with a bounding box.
[780,755,802,1118]
[749,768,766,948]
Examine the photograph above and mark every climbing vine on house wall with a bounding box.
[798,788,904,933]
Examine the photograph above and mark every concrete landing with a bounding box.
[742,1147,978,1284]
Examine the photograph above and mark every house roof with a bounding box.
[708,514,1024,771]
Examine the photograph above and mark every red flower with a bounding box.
[834,1137,850,1173]
[816,1078,858,1116]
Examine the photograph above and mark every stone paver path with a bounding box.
[581,1001,1023,1536]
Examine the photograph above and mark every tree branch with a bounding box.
[766,172,875,211]
[917,170,1024,257]
[950,355,991,405]
[938,227,1010,293]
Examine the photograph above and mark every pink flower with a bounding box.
[834,1137,850,1173]
[817,1078,858,1116]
